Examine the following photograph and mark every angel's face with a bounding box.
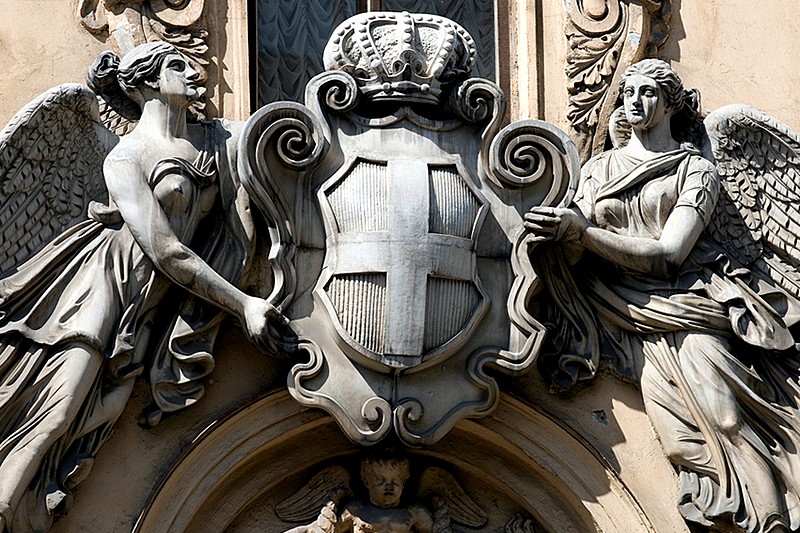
[622,74,670,131]
[157,53,200,102]
[364,464,405,508]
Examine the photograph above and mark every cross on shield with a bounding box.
[315,154,489,369]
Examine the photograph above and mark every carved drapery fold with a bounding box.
[256,0,359,104]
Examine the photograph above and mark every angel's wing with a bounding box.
[275,465,352,523]
[703,104,800,298]
[417,467,487,528]
[0,82,118,274]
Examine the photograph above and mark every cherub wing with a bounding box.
[417,467,487,528]
[0,82,117,274]
[703,104,800,298]
[275,465,353,522]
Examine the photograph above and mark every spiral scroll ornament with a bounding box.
[489,120,580,199]
[306,71,361,118]
[448,78,506,126]
[289,340,394,444]
[238,102,328,309]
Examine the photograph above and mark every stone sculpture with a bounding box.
[78,0,209,121]
[0,41,283,532]
[238,11,579,447]
[276,451,487,533]
[526,58,800,533]
[565,0,672,161]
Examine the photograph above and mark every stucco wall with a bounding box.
[0,2,109,124]
[664,0,800,128]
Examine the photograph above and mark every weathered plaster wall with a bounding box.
[0,0,250,126]
[664,1,800,128]
[0,2,109,122]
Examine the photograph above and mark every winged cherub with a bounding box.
[277,452,487,533]
[526,58,800,533]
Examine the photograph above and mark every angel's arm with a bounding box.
[526,160,718,278]
[103,150,280,339]
[581,205,705,276]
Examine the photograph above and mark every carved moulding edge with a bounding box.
[133,391,658,532]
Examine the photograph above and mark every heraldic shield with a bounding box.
[237,12,580,446]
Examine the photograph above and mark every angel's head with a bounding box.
[618,59,685,132]
[116,41,200,106]
[360,452,410,508]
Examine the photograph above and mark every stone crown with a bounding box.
[323,11,477,105]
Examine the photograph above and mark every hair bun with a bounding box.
[87,51,122,95]
[682,88,701,117]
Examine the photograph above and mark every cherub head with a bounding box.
[360,452,410,508]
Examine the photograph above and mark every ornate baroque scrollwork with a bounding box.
[255,12,585,448]
[488,120,580,384]
[565,0,672,161]
[238,101,328,310]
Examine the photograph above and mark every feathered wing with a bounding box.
[704,104,800,299]
[417,467,487,528]
[275,465,353,523]
[0,82,117,274]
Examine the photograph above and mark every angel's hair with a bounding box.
[360,451,410,485]
[618,59,704,145]
[620,59,686,111]
[117,41,180,101]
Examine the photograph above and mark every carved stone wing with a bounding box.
[417,467,487,528]
[275,465,352,523]
[704,104,800,298]
[0,83,117,274]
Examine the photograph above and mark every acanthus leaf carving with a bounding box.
[565,0,672,162]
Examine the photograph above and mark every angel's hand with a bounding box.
[241,296,288,345]
[524,207,588,243]
[315,499,339,533]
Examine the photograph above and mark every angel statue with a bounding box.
[0,41,286,532]
[525,57,800,533]
[276,451,487,533]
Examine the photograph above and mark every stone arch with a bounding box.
[134,391,655,532]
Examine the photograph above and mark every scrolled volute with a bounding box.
[242,102,327,173]
[305,70,360,117]
[489,120,580,198]
[448,77,505,126]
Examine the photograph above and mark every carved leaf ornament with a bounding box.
[565,0,671,161]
